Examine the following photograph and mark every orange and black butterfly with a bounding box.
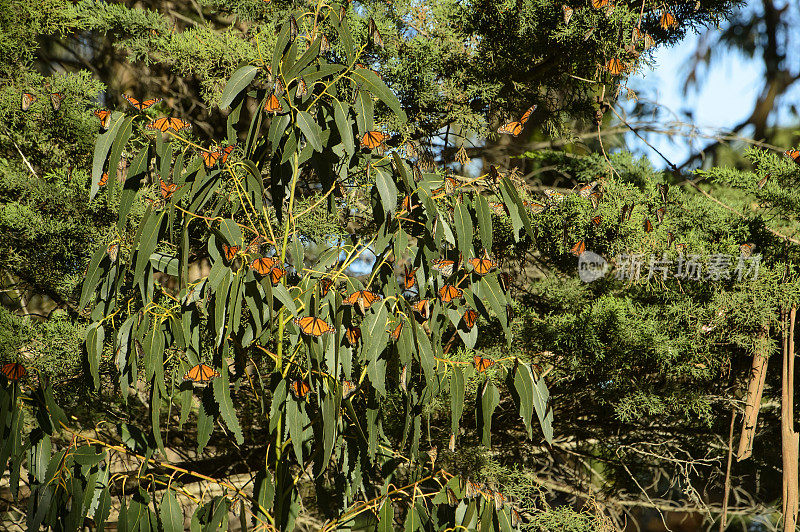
[147,117,192,133]
[658,183,669,203]
[659,11,676,29]
[94,108,111,129]
[467,254,497,276]
[570,240,586,257]
[341,379,357,399]
[368,17,384,48]
[289,15,299,40]
[264,93,283,113]
[403,265,417,290]
[432,175,460,196]
[438,284,463,303]
[319,277,334,296]
[643,218,653,233]
[320,34,331,54]
[107,243,119,262]
[123,94,163,111]
[473,354,495,373]
[160,177,179,199]
[250,257,276,275]
[21,92,37,111]
[343,290,383,312]
[268,267,286,285]
[524,200,547,214]
[413,299,431,320]
[1,362,27,381]
[389,320,403,340]
[578,181,598,198]
[620,202,634,223]
[589,191,603,210]
[498,271,512,292]
[740,242,756,258]
[591,0,611,7]
[666,231,675,247]
[562,4,574,23]
[294,316,335,336]
[361,131,390,150]
[757,174,769,189]
[656,207,666,223]
[786,149,800,166]
[344,326,362,346]
[510,508,523,527]
[498,105,536,137]
[431,258,456,276]
[99,172,109,187]
[223,244,240,262]
[50,92,65,111]
[544,189,566,203]
[184,363,220,383]
[489,201,508,216]
[295,77,308,98]
[462,308,478,330]
[290,379,311,399]
[201,149,223,168]
[591,215,602,227]
[219,145,235,165]
[605,58,624,75]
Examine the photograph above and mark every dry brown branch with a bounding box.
[738,324,771,460]
[781,306,798,531]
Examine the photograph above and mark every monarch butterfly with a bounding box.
[497,105,536,136]
[462,308,478,329]
[468,255,497,276]
[250,257,276,275]
[570,240,586,257]
[107,242,119,262]
[268,267,286,285]
[620,202,634,223]
[591,0,610,7]
[290,379,311,399]
[499,271,513,292]
[319,277,334,296]
[431,258,456,276]
[344,326,362,346]
[295,77,308,98]
[405,141,418,160]
[342,290,382,312]
[473,354,495,373]
[438,284,463,303]
[493,491,507,510]
[403,265,417,290]
[223,244,240,262]
[123,94,163,111]
[643,218,653,233]
[786,149,800,166]
[510,508,523,527]
[578,181,598,198]
[413,299,430,319]
[201,149,222,168]
[676,242,687,253]
[562,4,574,23]
[341,379,357,399]
[658,183,669,203]
[525,201,547,214]
[432,175,460,196]
[184,363,220,383]
[464,479,482,498]
[544,189,566,203]
[605,58,624,75]
[21,92,36,111]
[368,17,384,48]
[99,172,109,187]
[757,174,769,189]
[295,316,335,337]
[740,242,756,258]
[389,320,403,340]
[489,201,508,215]
[361,131,390,150]
[94,108,111,129]
[147,117,192,133]
[160,177,179,199]
[275,78,286,97]
[50,92,65,111]
[591,215,602,227]
[656,207,666,223]
[289,16,299,40]
[659,11,677,29]
[264,93,283,113]
[1,362,27,381]
[320,33,331,54]
[589,191,603,209]
[666,231,675,247]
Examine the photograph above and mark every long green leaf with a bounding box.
[353,68,407,122]
[296,111,323,152]
[213,364,244,445]
[219,65,259,108]
[91,112,124,199]
[160,490,183,532]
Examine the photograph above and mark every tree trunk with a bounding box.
[737,323,771,461]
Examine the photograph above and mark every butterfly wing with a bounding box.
[99,172,109,186]
[264,93,283,113]
[269,267,286,285]
[463,308,478,329]
[497,120,521,136]
[251,257,276,274]
[360,131,388,149]
[220,145,235,164]
[21,92,36,111]
[403,266,417,290]
[438,285,463,303]
[94,109,111,129]
[2,362,27,381]
[50,92,65,111]
[786,149,800,166]
[570,240,586,256]
[390,321,403,340]
[201,150,222,168]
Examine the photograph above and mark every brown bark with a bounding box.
[719,408,736,531]
[737,324,771,461]
[781,306,798,531]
